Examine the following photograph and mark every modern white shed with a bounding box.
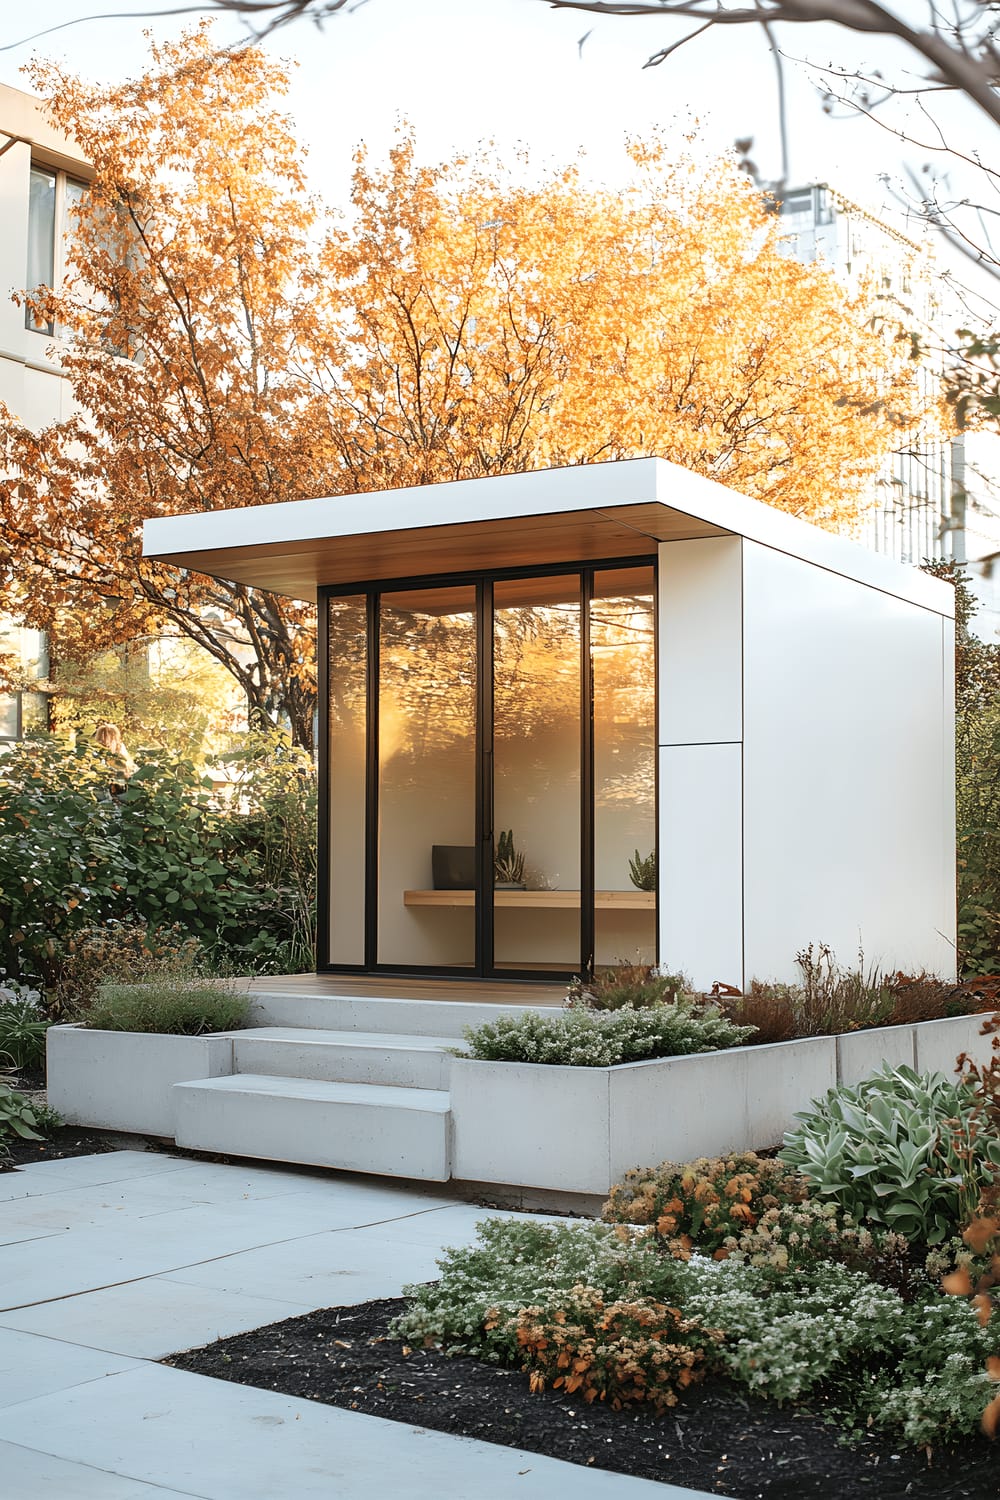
[143,456,957,990]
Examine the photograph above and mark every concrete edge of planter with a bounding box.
[451,1035,841,1196]
[46,1023,236,1137]
[450,1014,999,1196]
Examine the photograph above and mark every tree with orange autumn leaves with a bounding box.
[0,26,936,748]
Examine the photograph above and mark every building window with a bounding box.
[0,690,49,748]
[25,165,87,335]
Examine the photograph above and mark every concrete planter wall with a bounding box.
[46,1024,234,1137]
[451,1015,998,1195]
[912,1012,996,1076]
[451,1037,838,1195]
[44,1009,997,1195]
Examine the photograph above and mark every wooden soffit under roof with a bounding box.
[142,458,955,616]
[144,459,733,601]
[148,502,723,602]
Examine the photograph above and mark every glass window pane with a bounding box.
[26,167,56,333]
[378,586,477,968]
[20,692,48,733]
[0,695,19,741]
[61,178,87,284]
[593,566,657,966]
[327,596,368,965]
[493,575,581,971]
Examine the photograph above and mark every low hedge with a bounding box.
[462,1003,755,1066]
[85,979,249,1036]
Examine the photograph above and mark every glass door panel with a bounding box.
[592,566,657,966]
[327,596,368,966]
[377,586,477,968]
[492,575,581,971]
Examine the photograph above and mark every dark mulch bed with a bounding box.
[1,1066,126,1170]
[165,1296,1000,1499]
[0,1123,124,1170]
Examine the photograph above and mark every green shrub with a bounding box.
[85,978,249,1035]
[924,563,1000,975]
[861,1293,1000,1445]
[0,735,316,985]
[0,1085,60,1152]
[0,978,51,1071]
[216,731,317,973]
[602,1153,935,1289]
[395,1206,995,1440]
[395,1215,997,1442]
[565,962,690,1011]
[463,1003,755,1066]
[393,1218,688,1360]
[48,920,203,1016]
[779,1063,1000,1243]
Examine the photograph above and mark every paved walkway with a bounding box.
[0,1150,719,1498]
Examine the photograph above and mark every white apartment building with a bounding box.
[779,182,1000,638]
[0,82,91,744]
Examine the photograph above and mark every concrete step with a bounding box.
[232,1028,465,1089]
[246,991,549,1039]
[172,1074,452,1181]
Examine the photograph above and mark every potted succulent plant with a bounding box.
[494,829,527,890]
[628,848,657,892]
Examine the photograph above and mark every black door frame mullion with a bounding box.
[363,589,380,970]
[476,578,494,976]
[315,592,331,972]
[580,568,595,978]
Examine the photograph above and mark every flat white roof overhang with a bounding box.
[142,456,954,617]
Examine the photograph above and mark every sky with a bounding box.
[0,0,985,235]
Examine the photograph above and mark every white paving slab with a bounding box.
[159,1225,447,1311]
[0,1362,706,1499]
[0,1150,200,1197]
[0,1183,223,1245]
[0,1201,347,1312]
[347,1201,562,1249]
[0,1328,141,1410]
[0,1278,313,1360]
[131,1169,455,1224]
[0,1440,205,1500]
[116,1159,403,1206]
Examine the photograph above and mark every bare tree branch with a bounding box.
[541,2,1000,131]
[1,0,358,53]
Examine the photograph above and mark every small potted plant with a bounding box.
[628,848,657,892]
[494,829,527,890]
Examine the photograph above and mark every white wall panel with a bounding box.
[0,139,29,412]
[659,742,743,989]
[658,536,742,746]
[742,541,955,982]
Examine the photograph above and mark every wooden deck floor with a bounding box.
[245,972,567,1007]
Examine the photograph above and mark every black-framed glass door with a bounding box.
[320,560,656,979]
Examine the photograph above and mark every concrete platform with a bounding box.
[232,1026,465,1088]
[0,1150,721,1499]
[174,1073,453,1180]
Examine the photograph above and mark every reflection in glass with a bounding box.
[593,567,657,965]
[26,168,56,333]
[20,693,48,733]
[0,696,19,741]
[493,576,581,970]
[378,587,477,968]
[327,596,368,965]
